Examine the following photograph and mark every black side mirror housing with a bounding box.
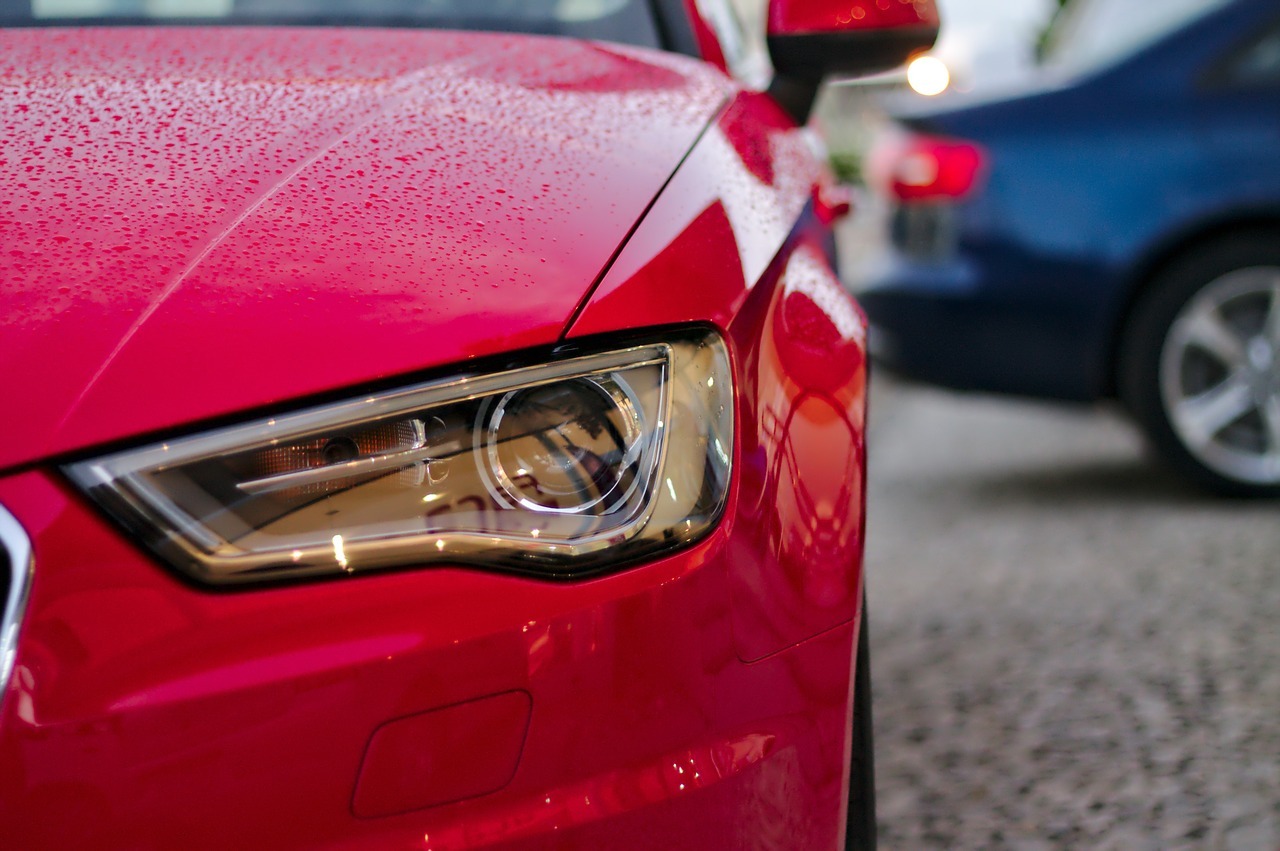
[766,0,940,122]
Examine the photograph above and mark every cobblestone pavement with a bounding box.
[865,378,1280,851]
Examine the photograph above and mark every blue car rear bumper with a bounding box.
[851,249,1113,402]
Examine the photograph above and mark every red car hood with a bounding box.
[0,27,729,471]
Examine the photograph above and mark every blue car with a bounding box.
[852,0,1280,495]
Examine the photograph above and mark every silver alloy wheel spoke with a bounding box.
[1268,281,1280,348]
[1172,371,1254,450]
[1265,396,1280,458]
[1180,304,1247,369]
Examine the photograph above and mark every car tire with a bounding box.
[1120,232,1280,497]
[845,601,877,850]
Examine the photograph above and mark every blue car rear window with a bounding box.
[1041,0,1234,75]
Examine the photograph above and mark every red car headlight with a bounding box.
[67,330,733,586]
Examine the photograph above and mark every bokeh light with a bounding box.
[907,55,950,96]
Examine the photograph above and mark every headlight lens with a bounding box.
[67,331,733,586]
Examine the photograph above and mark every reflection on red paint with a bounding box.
[420,733,777,849]
[775,244,866,394]
[570,91,821,337]
[729,240,867,663]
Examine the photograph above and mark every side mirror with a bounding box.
[766,0,940,121]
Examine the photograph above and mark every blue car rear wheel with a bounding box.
[1121,232,1280,497]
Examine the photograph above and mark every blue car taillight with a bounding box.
[869,129,986,204]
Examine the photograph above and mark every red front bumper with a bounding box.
[0,462,862,849]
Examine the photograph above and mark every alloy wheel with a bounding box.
[1159,267,1280,487]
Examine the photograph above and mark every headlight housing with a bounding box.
[67,330,733,586]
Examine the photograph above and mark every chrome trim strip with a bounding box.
[0,504,34,706]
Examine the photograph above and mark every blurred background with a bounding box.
[740,0,1280,846]
[814,0,1057,158]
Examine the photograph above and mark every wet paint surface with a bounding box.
[0,27,729,470]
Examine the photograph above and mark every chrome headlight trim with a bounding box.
[0,504,34,706]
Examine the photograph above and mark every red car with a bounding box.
[0,1,935,847]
